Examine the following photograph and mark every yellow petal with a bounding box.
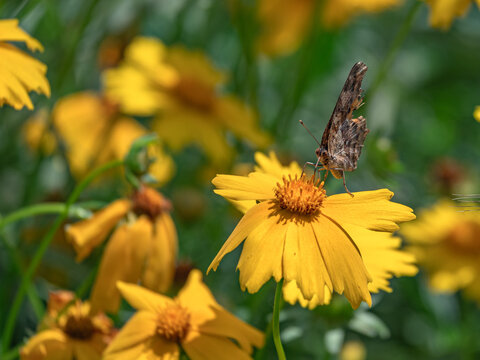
[312,215,372,309]
[283,218,332,303]
[254,151,302,177]
[0,19,43,51]
[90,217,152,313]
[138,337,180,360]
[425,0,471,29]
[142,213,178,293]
[236,208,288,293]
[323,189,415,232]
[104,311,158,360]
[0,44,50,110]
[474,106,480,123]
[282,280,332,309]
[183,331,253,360]
[20,329,73,360]
[212,172,277,201]
[66,199,131,262]
[73,340,103,360]
[208,201,272,273]
[117,281,173,312]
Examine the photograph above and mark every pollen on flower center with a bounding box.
[156,303,191,342]
[63,313,96,340]
[132,186,172,219]
[446,221,480,254]
[170,77,214,110]
[274,174,326,215]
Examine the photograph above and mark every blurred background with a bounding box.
[0,0,479,359]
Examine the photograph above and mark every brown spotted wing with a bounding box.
[315,62,369,189]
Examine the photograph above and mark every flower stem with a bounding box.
[367,1,422,100]
[272,279,286,360]
[0,159,124,353]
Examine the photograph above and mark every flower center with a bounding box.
[156,303,191,342]
[170,77,214,111]
[274,174,326,215]
[63,314,96,340]
[132,186,172,219]
[446,221,480,254]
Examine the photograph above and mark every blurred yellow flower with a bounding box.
[66,186,177,313]
[20,291,115,360]
[474,106,480,122]
[401,200,480,302]
[22,109,57,154]
[208,151,416,309]
[105,37,270,166]
[52,91,174,183]
[104,269,264,360]
[257,0,402,56]
[424,0,480,29]
[0,19,50,110]
[340,340,367,360]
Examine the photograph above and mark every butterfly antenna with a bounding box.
[299,120,322,147]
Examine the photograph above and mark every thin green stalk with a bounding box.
[272,279,286,360]
[0,201,105,230]
[1,159,124,353]
[367,1,422,100]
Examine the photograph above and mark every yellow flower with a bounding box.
[208,151,416,309]
[474,106,480,122]
[104,37,270,166]
[256,0,402,56]
[52,91,174,183]
[424,0,480,29]
[104,269,264,360]
[0,19,50,110]
[22,109,57,154]
[20,291,114,360]
[400,200,480,302]
[66,186,177,313]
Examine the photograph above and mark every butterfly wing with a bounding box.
[320,62,368,172]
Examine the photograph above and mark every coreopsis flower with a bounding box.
[104,269,264,360]
[0,19,50,110]
[20,291,115,360]
[401,200,480,302]
[424,0,480,29]
[208,151,416,309]
[104,37,270,166]
[257,0,402,56]
[52,91,174,183]
[66,186,177,313]
[474,106,480,122]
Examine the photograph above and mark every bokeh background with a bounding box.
[1,0,480,359]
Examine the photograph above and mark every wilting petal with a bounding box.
[212,172,277,201]
[66,199,131,262]
[117,282,173,312]
[323,189,415,232]
[312,215,372,308]
[183,331,252,360]
[20,329,73,360]
[237,205,287,293]
[208,201,272,273]
[104,311,157,360]
[283,217,332,303]
[90,217,152,313]
[143,212,178,293]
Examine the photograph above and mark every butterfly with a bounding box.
[301,61,369,195]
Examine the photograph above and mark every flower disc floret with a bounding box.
[156,303,191,342]
[274,174,326,215]
[63,313,96,340]
[447,221,480,254]
[132,186,172,219]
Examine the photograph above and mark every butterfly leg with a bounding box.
[302,160,325,177]
[342,173,354,197]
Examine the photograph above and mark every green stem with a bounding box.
[0,201,105,230]
[1,159,124,353]
[272,279,286,360]
[366,1,422,100]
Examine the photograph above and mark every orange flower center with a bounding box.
[63,313,96,340]
[446,220,480,254]
[156,303,191,342]
[170,77,214,111]
[274,174,326,215]
[132,186,172,219]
